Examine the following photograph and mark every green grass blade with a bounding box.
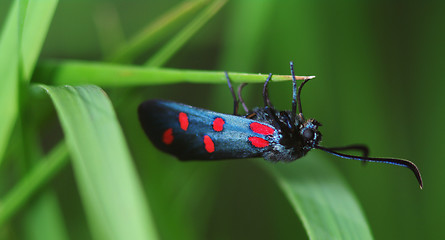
[0,142,69,226]
[93,3,126,57]
[107,0,208,63]
[23,192,69,240]
[145,0,227,67]
[37,84,158,240]
[0,1,20,166]
[0,0,58,165]
[262,152,373,240]
[35,60,313,86]
[21,0,58,81]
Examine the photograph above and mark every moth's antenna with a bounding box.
[315,146,423,189]
[291,61,297,123]
[291,61,312,122]
[262,73,282,130]
[263,73,273,108]
[237,83,249,113]
[225,71,238,115]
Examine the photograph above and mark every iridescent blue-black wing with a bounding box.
[138,100,279,161]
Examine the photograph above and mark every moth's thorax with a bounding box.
[249,108,322,162]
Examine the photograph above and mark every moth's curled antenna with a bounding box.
[263,73,273,108]
[290,61,315,123]
[315,146,423,189]
[290,61,297,123]
[237,83,249,113]
[224,71,238,115]
[296,78,312,119]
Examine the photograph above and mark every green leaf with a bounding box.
[36,84,158,240]
[146,0,227,67]
[23,192,70,240]
[107,0,208,63]
[21,0,58,81]
[35,60,312,86]
[262,152,373,240]
[0,0,58,165]
[0,1,20,166]
[0,142,68,226]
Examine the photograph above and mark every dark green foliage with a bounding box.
[1,1,442,239]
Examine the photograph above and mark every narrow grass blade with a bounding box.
[23,191,69,240]
[35,60,313,86]
[218,0,274,70]
[261,152,373,240]
[0,142,69,226]
[107,0,208,63]
[21,0,58,81]
[146,0,227,67]
[0,1,20,166]
[93,3,126,57]
[0,0,58,165]
[37,84,158,240]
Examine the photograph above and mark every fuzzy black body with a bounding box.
[247,107,321,161]
[138,100,320,162]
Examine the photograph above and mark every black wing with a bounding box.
[138,100,279,161]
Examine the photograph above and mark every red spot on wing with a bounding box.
[162,128,174,145]
[250,122,275,135]
[203,135,215,153]
[248,137,270,148]
[179,112,189,131]
[212,117,225,132]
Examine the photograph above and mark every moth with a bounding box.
[138,62,423,188]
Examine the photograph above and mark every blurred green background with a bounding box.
[1,0,444,239]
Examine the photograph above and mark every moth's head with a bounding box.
[300,118,322,150]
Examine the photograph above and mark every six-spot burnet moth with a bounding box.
[138,62,423,188]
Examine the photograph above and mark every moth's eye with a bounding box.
[303,129,314,140]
